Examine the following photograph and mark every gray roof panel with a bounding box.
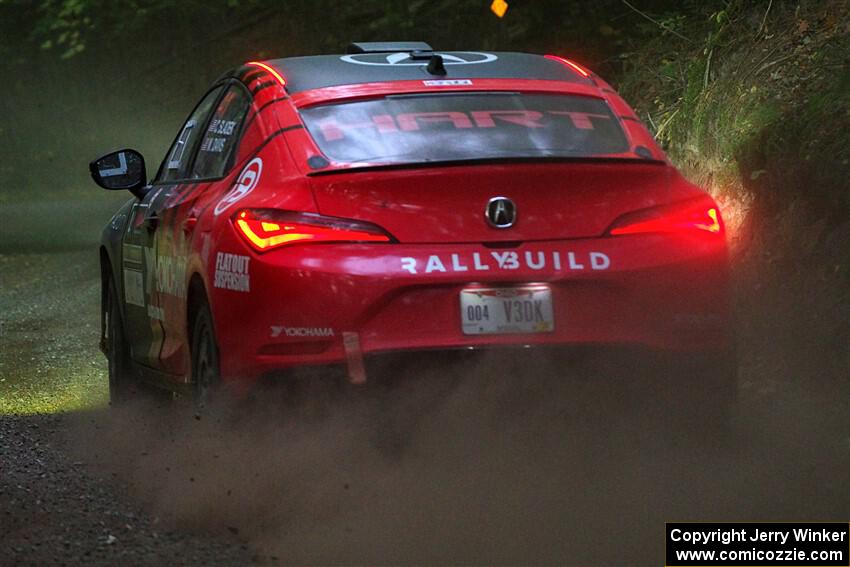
[266,51,591,94]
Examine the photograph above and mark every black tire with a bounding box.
[190,300,220,413]
[106,275,134,406]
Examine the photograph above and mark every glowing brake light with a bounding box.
[607,198,724,236]
[246,61,287,87]
[234,209,392,252]
[544,54,592,78]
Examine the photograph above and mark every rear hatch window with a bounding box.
[299,93,631,167]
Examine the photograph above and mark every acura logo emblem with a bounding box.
[485,197,516,228]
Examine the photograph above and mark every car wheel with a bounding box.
[191,300,220,413]
[106,275,134,406]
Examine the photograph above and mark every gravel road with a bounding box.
[0,199,255,565]
[0,414,254,566]
[1,196,848,566]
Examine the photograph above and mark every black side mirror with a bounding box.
[89,149,147,197]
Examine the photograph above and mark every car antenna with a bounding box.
[426,54,447,76]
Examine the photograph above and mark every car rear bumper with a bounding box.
[209,233,732,382]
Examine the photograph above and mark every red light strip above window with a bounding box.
[544,54,591,78]
[246,61,287,86]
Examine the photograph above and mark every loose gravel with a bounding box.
[1,198,847,566]
[0,414,254,566]
[0,203,256,566]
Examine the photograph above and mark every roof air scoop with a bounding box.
[346,41,433,54]
[426,55,447,76]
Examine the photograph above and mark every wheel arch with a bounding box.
[186,272,211,351]
[99,245,115,354]
[186,271,225,393]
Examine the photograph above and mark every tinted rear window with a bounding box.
[299,93,630,166]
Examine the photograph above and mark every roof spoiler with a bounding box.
[346,41,433,54]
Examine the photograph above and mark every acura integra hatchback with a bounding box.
[91,42,735,421]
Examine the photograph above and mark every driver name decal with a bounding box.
[400,250,611,274]
[200,119,238,153]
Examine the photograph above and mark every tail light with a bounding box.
[607,197,724,236]
[233,209,393,252]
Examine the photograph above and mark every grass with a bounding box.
[0,250,110,415]
[0,363,108,416]
[617,0,850,214]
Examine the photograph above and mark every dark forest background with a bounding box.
[0,0,728,197]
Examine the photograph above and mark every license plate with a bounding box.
[460,285,554,335]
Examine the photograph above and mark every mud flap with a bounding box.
[343,332,367,384]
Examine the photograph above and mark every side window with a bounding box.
[158,86,223,183]
[192,85,251,179]
[167,120,196,170]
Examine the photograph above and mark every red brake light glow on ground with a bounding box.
[234,209,391,252]
[609,202,723,236]
[544,54,591,78]
[246,61,287,86]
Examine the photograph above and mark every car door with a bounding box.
[122,85,224,370]
[155,83,252,375]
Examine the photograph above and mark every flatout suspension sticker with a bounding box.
[214,252,250,292]
[214,157,262,215]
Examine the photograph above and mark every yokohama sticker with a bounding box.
[214,157,262,215]
[399,250,611,274]
[271,326,335,338]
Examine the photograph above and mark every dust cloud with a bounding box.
[64,345,849,566]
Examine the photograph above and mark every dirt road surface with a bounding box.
[1,195,848,565]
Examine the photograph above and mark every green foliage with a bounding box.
[2,0,847,216]
[28,0,265,58]
[19,0,682,61]
[33,0,92,58]
[618,0,850,211]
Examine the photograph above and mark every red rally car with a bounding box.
[91,42,735,416]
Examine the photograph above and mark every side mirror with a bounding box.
[89,149,147,197]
